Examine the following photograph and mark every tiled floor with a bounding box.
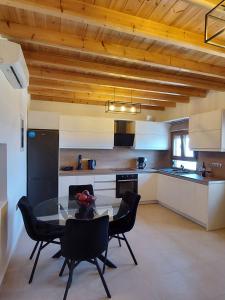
[1,204,225,300]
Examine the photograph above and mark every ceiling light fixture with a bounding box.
[109,103,115,111]
[120,105,126,112]
[130,106,136,113]
[105,89,141,114]
[105,101,141,114]
[205,0,225,48]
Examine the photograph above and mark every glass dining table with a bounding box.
[33,194,120,268]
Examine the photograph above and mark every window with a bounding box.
[171,131,197,170]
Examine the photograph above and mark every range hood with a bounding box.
[114,120,135,147]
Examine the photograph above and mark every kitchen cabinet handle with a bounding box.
[117,179,138,182]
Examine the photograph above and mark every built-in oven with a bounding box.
[116,174,138,198]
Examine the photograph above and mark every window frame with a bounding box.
[171,130,197,162]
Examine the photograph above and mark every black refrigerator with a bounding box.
[27,129,59,207]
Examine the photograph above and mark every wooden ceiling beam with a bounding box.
[28,66,207,97]
[24,50,225,91]
[30,94,165,111]
[184,0,219,9]
[30,95,105,107]
[28,87,176,107]
[1,20,225,79]
[30,78,190,103]
[1,0,225,57]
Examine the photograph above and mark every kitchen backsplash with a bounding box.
[60,148,225,178]
[197,152,225,178]
[60,148,170,170]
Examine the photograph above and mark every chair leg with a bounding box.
[122,233,138,265]
[52,250,61,258]
[95,258,111,298]
[29,241,39,260]
[117,234,122,247]
[102,245,108,274]
[29,241,43,284]
[59,258,67,277]
[63,261,75,300]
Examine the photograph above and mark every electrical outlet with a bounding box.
[210,162,223,168]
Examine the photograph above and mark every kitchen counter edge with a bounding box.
[59,168,157,176]
[59,169,225,185]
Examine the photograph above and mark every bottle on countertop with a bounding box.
[202,162,206,177]
[77,154,83,170]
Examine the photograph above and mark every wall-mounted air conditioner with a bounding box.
[0,39,29,89]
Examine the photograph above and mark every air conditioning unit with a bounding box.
[0,39,29,89]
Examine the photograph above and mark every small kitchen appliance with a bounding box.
[88,159,96,170]
[137,157,147,169]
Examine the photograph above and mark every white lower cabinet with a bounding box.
[157,174,225,230]
[59,172,225,230]
[59,176,78,197]
[58,175,94,197]
[59,174,117,205]
[157,174,208,225]
[138,173,157,202]
[93,174,118,205]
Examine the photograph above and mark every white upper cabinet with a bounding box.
[59,116,114,149]
[134,121,169,150]
[189,110,225,151]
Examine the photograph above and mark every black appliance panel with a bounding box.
[114,133,135,147]
[27,178,58,211]
[27,129,59,207]
[116,174,138,198]
[27,130,59,178]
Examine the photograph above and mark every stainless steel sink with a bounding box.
[171,170,191,174]
[159,168,193,175]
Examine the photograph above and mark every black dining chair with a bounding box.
[17,196,65,284]
[59,216,111,300]
[69,184,94,200]
[106,191,141,271]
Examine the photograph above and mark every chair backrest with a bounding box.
[61,215,109,261]
[113,191,141,233]
[17,196,40,241]
[69,184,94,200]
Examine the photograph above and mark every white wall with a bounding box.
[157,91,225,121]
[0,72,29,284]
[29,100,162,121]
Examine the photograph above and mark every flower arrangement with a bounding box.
[75,190,96,205]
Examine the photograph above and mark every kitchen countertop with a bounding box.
[59,168,158,176]
[158,170,225,185]
[59,168,225,185]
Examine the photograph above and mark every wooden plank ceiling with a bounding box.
[0,0,225,111]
